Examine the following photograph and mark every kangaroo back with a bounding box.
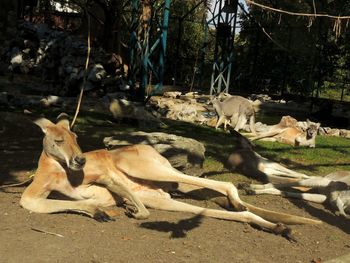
[325,171,350,185]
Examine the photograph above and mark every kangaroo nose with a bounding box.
[74,155,86,166]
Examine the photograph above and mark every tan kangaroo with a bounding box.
[20,114,321,238]
[247,171,350,219]
[250,116,320,148]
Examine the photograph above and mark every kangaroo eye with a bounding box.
[55,139,64,144]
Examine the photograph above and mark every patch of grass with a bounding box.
[254,136,350,176]
[319,88,350,102]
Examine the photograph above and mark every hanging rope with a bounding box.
[245,0,350,20]
[71,8,91,128]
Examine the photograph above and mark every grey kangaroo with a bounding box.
[211,95,256,134]
[246,171,350,219]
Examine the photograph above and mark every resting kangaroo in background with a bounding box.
[211,95,256,134]
[226,130,310,184]
[250,116,320,148]
[247,171,350,219]
[20,114,321,238]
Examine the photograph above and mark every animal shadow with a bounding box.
[139,214,204,238]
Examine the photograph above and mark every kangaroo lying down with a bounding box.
[227,130,310,184]
[20,114,321,238]
[250,116,320,148]
[246,171,350,218]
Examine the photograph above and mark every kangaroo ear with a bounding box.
[56,113,70,130]
[34,118,54,133]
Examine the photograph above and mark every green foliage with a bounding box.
[236,0,350,99]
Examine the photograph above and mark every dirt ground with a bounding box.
[0,111,350,263]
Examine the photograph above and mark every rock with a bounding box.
[339,129,350,138]
[322,127,340,137]
[104,132,205,176]
[163,91,181,98]
[1,21,128,96]
[254,122,269,132]
[10,50,23,69]
[318,127,327,136]
[248,94,272,102]
[148,96,211,124]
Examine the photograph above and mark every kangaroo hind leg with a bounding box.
[120,161,245,212]
[139,193,291,237]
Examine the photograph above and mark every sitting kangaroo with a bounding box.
[250,116,320,148]
[20,114,321,238]
[211,95,256,134]
[247,171,350,219]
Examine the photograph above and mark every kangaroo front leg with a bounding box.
[20,196,112,221]
[260,177,333,189]
[247,187,327,204]
[20,179,114,221]
[98,171,150,219]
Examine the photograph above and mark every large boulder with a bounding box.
[103,131,205,176]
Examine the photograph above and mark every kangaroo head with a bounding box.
[335,192,350,219]
[208,96,219,105]
[305,119,320,140]
[34,113,86,171]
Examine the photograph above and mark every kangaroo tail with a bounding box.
[250,129,285,141]
[213,197,322,225]
[243,202,322,225]
[0,178,33,189]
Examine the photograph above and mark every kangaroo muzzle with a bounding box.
[70,155,86,170]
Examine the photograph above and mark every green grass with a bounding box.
[254,136,350,176]
[319,88,350,102]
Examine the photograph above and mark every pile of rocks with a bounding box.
[147,92,217,125]
[0,21,127,95]
[319,127,350,138]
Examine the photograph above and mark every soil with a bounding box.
[0,111,349,263]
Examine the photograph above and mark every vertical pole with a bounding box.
[157,0,171,94]
[129,0,139,93]
[226,8,238,94]
[209,0,237,95]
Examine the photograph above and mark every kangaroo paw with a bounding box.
[93,209,116,222]
[132,209,150,220]
[245,189,256,195]
[125,206,150,220]
[273,223,297,242]
[232,202,247,212]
